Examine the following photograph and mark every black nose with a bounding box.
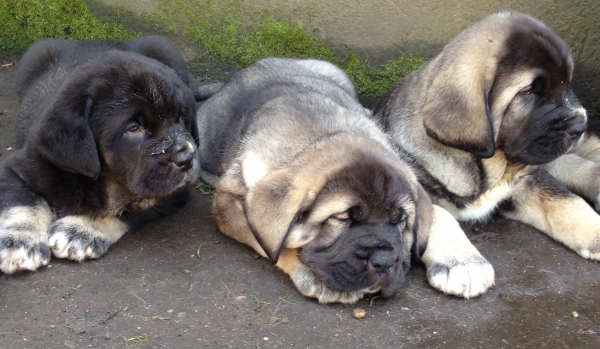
[368,249,397,275]
[171,142,194,171]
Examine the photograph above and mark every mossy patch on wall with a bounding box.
[147,0,425,101]
[0,0,424,101]
[0,0,135,53]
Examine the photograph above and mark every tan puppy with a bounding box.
[196,58,494,303]
[373,11,599,261]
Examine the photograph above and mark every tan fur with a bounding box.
[374,11,600,263]
[198,58,495,303]
[545,132,600,212]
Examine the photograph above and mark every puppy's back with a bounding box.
[195,58,367,185]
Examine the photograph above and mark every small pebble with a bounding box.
[49,325,55,329]
[352,308,366,319]
[572,311,579,318]
[104,333,111,340]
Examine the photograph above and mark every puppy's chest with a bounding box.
[104,183,157,216]
[111,198,158,217]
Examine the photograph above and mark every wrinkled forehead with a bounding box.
[310,162,417,221]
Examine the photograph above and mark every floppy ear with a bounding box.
[36,95,101,178]
[422,66,496,158]
[243,169,317,263]
[411,184,434,260]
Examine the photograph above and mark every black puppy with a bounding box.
[0,35,199,273]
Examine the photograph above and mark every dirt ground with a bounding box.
[1,53,599,349]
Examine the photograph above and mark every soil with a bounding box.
[1,52,599,349]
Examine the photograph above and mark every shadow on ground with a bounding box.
[0,57,599,349]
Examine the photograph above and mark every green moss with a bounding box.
[590,101,600,121]
[0,0,136,52]
[148,0,425,101]
[1,0,423,100]
[341,51,425,101]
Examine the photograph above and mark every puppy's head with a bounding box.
[243,137,427,298]
[492,14,587,164]
[35,50,199,199]
[419,11,586,163]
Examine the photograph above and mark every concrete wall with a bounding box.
[91,0,599,109]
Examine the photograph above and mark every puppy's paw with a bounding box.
[0,205,53,274]
[48,216,128,261]
[576,245,600,261]
[289,263,370,304]
[275,248,374,304]
[424,254,495,298]
[0,238,51,274]
[423,205,495,298]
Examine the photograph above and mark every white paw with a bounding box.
[577,247,600,261]
[289,263,374,304]
[423,205,495,298]
[48,216,128,261]
[0,241,51,274]
[424,256,495,298]
[0,205,53,274]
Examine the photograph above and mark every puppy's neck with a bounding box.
[103,179,157,216]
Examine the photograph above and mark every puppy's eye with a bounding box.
[518,86,533,95]
[327,212,350,223]
[390,210,407,226]
[126,123,141,134]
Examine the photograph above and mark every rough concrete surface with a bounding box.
[1,50,600,348]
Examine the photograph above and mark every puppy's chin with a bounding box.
[298,228,408,298]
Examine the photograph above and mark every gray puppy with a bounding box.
[196,58,494,303]
[373,11,600,261]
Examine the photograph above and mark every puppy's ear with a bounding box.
[36,95,101,178]
[412,185,434,260]
[127,35,190,86]
[422,68,495,158]
[184,90,200,147]
[243,170,317,263]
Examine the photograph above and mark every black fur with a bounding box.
[0,35,199,273]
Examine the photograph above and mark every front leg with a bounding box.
[48,215,128,261]
[501,168,600,260]
[0,203,54,273]
[275,248,373,304]
[0,163,54,273]
[420,205,495,298]
[544,154,600,211]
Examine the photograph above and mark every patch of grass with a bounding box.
[0,0,136,52]
[590,101,600,121]
[195,182,215,195]
[2,0,423,100]
[341,51,425,101]
[126,335,149,343]
[148,0,425,101]
[151,315,170,321]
